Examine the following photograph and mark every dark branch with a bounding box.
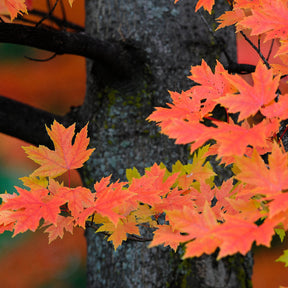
[227,62,256,74]
[239,31,271,69]
[0,23,127,67]
[0,95,73,148]
[25,9,84,31]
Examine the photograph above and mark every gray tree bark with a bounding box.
[78,0,254,287]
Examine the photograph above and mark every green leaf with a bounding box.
[276,249,288,267]
[275,228,286,242]
[126,167,141,182]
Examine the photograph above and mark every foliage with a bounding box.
[1,0,288,269]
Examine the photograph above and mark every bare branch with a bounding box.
[0,95,74,148]
[0,23,131,68]
[239,31,271,69]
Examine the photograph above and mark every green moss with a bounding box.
[227,254,253,288]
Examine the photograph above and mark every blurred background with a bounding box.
[0,1,287,287]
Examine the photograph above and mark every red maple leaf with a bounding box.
[1,187,66,235]
[239,0,288,41]
[218,61,280,121]
[235,143,288,196]
[44,215,74,243]
[149,225,188,251]
[23,120,95,178]
[77,180,136,227]
[57,186,94,217]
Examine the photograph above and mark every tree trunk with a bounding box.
[79,0,254,287]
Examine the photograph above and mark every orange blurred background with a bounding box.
[0,1,87,287]
[0,1,287,287]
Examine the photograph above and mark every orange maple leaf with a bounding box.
[195,0,215,14]
[57,186,94,217]
[235,143,288,196]
[1,187,66,235]
[23,120,95,178]
[239,0,288,41]
[166,202,221,257]
[261,94,288,119]
[216,8,246,30]
[149,225,188,251]
[213,118,278,158]
[0,0,27,20]
[97,214,140,249]
[153,187,194,214]
[189,60,233,100]
[128,164,178,206]
[218,61,280,121]
[44,215,74,243]
[77,180,135,227]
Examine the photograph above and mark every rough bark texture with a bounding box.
[79,0,254,287]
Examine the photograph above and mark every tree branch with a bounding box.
[0,23,125,66]
[0,95,74,148]
[24,9,85,31]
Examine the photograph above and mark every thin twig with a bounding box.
[36,0,60,27]
[239,31,271,69]
[199,11,233,65]
[24,9,84,31]
[59,0,67,30]
[266,39,274,61]
[24,52,57,62]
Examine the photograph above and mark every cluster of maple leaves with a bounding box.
[1,0,288,265]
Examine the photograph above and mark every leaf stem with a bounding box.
[68,170,71,188]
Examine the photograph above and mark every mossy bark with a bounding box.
[78,0,254,287]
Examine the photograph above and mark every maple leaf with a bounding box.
[276,249,288,267]
[211,179,237,217]
[97,214,140,249]
[213,118,278,158]
[276,40,288,57]
[0,210,16,227]
[77,180,135,227]
[214,215,273,258]
[188,60,235,115]
[167,202,218,240]
[0,0,27,20]
[239,0,288,41]
[1,187,66,235]
[216,8,246,30]
[127,164,172,206]
[184,234,222,258]
[234,143,288,196]
[57,186,94,217]
[261,94,288,119]
[44,215,74,243]
[160,119,211,151]
[186,145,216,182]
[268,193,288,218]
[23,120,95,178]
[19,176,48,190]
[149,225,188,251]
[189,181,215,212]
[218,61,280,121]
[195,0,215,14]
[166,202,221,258]
[126,167,141,182]
[147,91,202,124]
[131,203,157,226]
